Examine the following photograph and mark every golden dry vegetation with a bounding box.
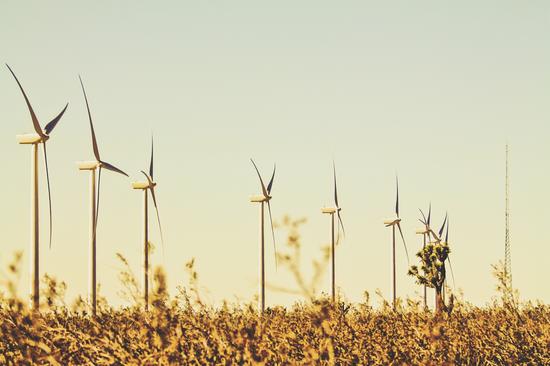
[1,217,549,365]
[1,294,549,365]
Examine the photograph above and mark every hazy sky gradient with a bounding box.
[1,1,549,307]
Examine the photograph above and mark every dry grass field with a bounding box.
[1,218,548,365]
[1,294,549,365]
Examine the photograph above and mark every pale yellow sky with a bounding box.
[0,1,549,308]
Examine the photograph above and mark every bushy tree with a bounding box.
[408,240,453,315]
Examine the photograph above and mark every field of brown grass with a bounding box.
[1,295,549,365]
[1,217,548,365]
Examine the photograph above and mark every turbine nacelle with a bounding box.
[132,180,156,190]
[77,161,101,171]
[384,218,401,227]
[250,194,271,203]
[16,133,49,145]
[321,207,340,214]
[416,227,430,235]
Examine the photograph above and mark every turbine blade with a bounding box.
[336,214,341,245]
[443,216,454,286]
[447,255,456,289]
[396,222,410,264]
[44,103,68,135]
[94,167,102,244]
[428,228,440,242]
[141,171,164,253]
[333,161,339,208]
[96,167,101,225]
[149,135,154,179]
[266,200,277,268]
[150,188,165,256]
[395,176,400,218]
[438,213,448,238]
[445,217,450,243]
[250,159,268,198]
[43,142,53,249]
[337,211,345,238]
[101,161,129,177]
[78,76,101,162]
[267,164,276,195]
[6,64,45,138]
[419,209,427,224]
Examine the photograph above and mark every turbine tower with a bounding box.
[383,176,409,310]
[78,76,128,316]
[416,204,432,309]
[250,159,276,313]
[132,137,164,311]
[504,144,512,294]
[321,162,345,303]
[8,64,68,310]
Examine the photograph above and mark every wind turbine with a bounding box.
[78,76,128,316]
[249,159,276,313]
[8,64,68,310]
[383,176,410,310]
[436,214,455,302]
[321,162,345,303]
[132,137,164,311]
[423,213,454,305]
[416,204,433,308]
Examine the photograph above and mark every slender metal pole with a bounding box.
[504,144,512,298]
[143,189,149,311]
[30,143,39,310]
[392,224,396,310]
[331,213,335,303]
[259,202,265,313]
[423,233,427,309]
[89,168,97,316]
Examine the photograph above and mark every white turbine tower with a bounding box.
[8,64,68,310]
[383,176,410,310]
[321,162,345,303]
[78,76,128,316]
[249,159,276,313]
[132,137,164,311]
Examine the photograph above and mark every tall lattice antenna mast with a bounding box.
[504,144,512,292]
